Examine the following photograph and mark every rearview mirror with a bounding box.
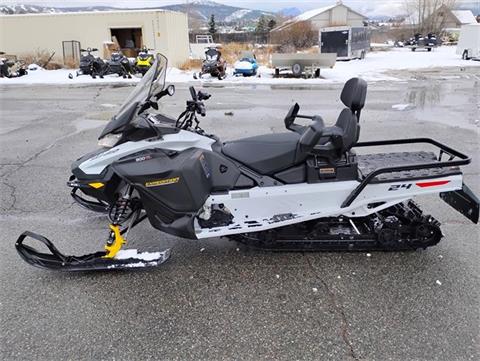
[167,84,175,96]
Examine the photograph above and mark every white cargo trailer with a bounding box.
[457,24,480,60]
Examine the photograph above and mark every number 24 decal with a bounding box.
[388,184,413,191]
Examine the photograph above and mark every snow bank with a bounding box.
[0,66,141,85]
[1,47,478,86]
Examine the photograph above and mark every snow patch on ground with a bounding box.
[392,103,416,111]
[1,47,478,86]
[115,249,164,261]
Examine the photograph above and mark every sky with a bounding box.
[2,0,479,16]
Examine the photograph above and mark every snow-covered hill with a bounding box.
[0,1,275,25]
[0,4,119,14]
[161,0,274,24]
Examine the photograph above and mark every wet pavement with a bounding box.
[1,70,479,361]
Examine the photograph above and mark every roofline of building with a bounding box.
[271,3,368,32]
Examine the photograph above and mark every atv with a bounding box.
[193,46,227,80]
[16,53,479,272]
[69,47,105,79]
[102,51,133,78]
[134,46,154,76]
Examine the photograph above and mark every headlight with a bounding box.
[98,133,121,148]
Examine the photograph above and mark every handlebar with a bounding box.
[177,87,212,130]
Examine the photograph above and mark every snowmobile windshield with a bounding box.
[99,53,167,139]
[205,49,220,62]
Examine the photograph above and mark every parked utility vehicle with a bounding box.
[457,24,480,60]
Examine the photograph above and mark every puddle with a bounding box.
[403,79,480,130]
[405,82,443,109]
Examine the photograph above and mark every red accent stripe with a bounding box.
[416,180,450,188]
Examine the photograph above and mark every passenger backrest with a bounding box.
[340,77,367,143]
[340,78,367,116]
[335,109,358,152]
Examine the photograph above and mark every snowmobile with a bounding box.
[233,51,259,77]
[408,33,438,52]
[16,53,479,272]
[134,46,154,76]
[102,51,133,78]
[69,47,105,79]
[0,53,28,78]
[193,46,227,80]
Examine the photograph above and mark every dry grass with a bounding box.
[44,62,64,70]
[20,49,64,69]
[270,21,318,51]
[220,42,250,64]
[63,57,79,69]
[218,43,276,66]
[179,58,203,70]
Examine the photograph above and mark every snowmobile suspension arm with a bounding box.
[342,138,471,208]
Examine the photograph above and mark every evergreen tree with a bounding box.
[208,14,217,35]
[267,19,277,31]
[255,15,267,34]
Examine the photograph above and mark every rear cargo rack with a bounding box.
[341,138,471,208]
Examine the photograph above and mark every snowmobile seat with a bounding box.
[309,77,367,161]
[308,109,359,162]
[223,78,367,174]
[222,132,301,175]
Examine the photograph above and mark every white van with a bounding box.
[457,24,480,60]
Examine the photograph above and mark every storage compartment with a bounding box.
[306,155,358,183]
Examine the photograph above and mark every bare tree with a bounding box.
[404,0,457,34]
[270,21,318,51]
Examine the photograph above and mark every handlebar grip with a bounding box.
[198,91,211,101]
[189,86,197,101]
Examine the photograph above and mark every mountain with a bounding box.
[278,7,301,18]
[0,1,275,26]
[0,4,118,14]
[161,1,274,24]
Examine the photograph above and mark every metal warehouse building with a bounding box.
[0,9,189,66]
[272,3,367,32]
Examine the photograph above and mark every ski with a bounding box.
[16,231,170,272]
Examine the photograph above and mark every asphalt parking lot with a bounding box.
[1,70,479,361]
